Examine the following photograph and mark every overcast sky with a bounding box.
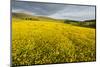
[12,0,96,21]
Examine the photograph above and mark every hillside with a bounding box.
[12,13,96,28]
[84,19,96,22]
[64,19,96,28]
[12,13,61,22]
[12,17,96,66]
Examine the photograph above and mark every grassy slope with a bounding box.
[64,19,96,28]
[12,13,63,22]
[12,18,96,66]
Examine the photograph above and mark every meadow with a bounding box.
[12,16,96,66]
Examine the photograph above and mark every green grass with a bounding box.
[12,17,96,66]
[64,19,96,28]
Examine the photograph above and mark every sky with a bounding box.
[12,0,96,21]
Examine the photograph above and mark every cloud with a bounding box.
[12,1,66,15]
[12,1,96,21]
[48,5,95,21]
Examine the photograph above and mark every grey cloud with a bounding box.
[12,0,96,21]
[12,1,66,16]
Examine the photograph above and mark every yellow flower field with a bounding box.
[12,18,96,66]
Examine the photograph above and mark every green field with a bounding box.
[12,14,96,66]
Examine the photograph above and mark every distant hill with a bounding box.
[83,19,96,22]
[12,12,96,28]
[80,20,96,28]
[12,12,33,18]
[64,19,96,28]
[12,12,60,22]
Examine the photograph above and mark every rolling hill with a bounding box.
[12,12,61,22]
[12,12,96,28]
[64,19,96,28]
